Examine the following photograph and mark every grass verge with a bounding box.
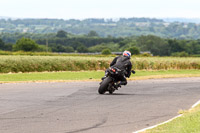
[143,104,200,133]
[0,69,200,83]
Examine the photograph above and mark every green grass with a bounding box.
[0,71,103,82]
[134,69,200,76]
[0,70,200,83]
[144,104,200,133]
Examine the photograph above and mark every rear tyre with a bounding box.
[98,77,112,94]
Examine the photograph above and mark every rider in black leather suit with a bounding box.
[102,51,133,87]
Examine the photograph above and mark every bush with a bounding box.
[171,51,189,57]
[88,45,107,52]
[101,49,111,55]
[127,46,140,55]
[141,52,152,57]
[77,45,88,53]
[13,38,39,52]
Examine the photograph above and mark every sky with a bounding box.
[0,0,200,19]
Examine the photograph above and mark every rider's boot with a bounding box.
[101,76,106,80]
[114,82,121,90]
[114,80,128,89]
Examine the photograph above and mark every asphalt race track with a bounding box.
[0,77,200,133]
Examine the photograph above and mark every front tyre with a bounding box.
[98,77,112,94]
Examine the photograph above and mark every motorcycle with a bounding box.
[98,67,135,94]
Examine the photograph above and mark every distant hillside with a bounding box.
[163,18,200,23]
[0,17,200,39]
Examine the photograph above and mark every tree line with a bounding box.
[1,18,200,39]
[1,30,200,56]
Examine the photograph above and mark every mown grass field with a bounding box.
[0,55,200,73]
[0,70,200,83]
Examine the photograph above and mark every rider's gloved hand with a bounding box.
[131,70,136,74]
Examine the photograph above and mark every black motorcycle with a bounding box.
[98,67,135,94]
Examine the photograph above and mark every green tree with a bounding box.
[77,45,88,53]
[3,43,13,51]
[127,46,140,55]
[168,39,185,54]
[171,51,189,57]
[56,30,67,38]
[89,43,119,52]
[64,46,74,52]
[137,35,169,56]
[104,42,120,52]
[101,49,111,55]
[89,44,107,52]
[51,44,74,52]
[37,45,51,52]
[87,30,99,37]
[70,41,84,50]
[120,40,136,51]
[0,38,5,50]
[13,38,39,51]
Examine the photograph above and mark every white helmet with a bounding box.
[123,51,131,57]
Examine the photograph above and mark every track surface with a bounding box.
[0,77,200,133]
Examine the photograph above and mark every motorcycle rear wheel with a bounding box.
[98,77,112,94]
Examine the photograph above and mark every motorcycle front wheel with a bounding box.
[98,77,112,94]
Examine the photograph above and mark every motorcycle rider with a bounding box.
[102,50,133,88]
